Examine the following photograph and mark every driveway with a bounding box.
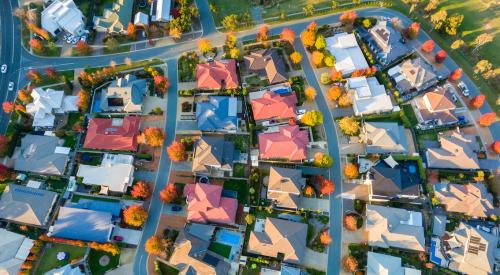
[303,248,328,271]
[298,197,330,213]
[112,227,142,245]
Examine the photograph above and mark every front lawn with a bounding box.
[208,0,253,26]
[157,260,180,275]
[71,194,120,203]
[178,52,200,82]
[208,242,232,258]
[35,243,87,275]
[88,249,120,275]
[223,179,248,204]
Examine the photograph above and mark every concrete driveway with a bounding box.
[303,248,328,271]
[298,197,330,213]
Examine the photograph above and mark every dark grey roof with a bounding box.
[367,20,412,65]
[13,135,69,175]
[370,161,420,198]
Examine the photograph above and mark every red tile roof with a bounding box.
[258,125,309,161]
[251,91,297,121]
[183,183,237,225]
[83,116,140,151]
[196,60,239,90]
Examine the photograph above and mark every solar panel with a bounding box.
[470,236,481,245]
[468,246,478,255]
[479,243,486,251]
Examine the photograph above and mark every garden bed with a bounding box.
[178,52,200,82]
[88,249,120,275]
[34,243,87,275]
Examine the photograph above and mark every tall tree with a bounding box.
[29,39,44,53]
[444,13,464,35]
[280,28,295,44]
[344,163,359,179]
[315,35,327,50]
[405,22,420,39]
[303,4,314,16]
[469,94,486,109]
[153,75,170,95]
[75,41,92,56]
[435,50,447,63]
[327,86,342,101]
[127,22,136,40]
[225,33,237,49]
[123,205,148,227]
[424,0,439,13]
[342,256,358,272]
[320,178,335,195]
[222,14,239,31]
[344,215,358,231]
[145,236,165,255]
[256,25,269,43]
[450,39,465,50]
[314,152,333,168]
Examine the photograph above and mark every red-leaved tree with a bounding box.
[320,178,335,195]
[153,75,170,95]
[435,50,447,63]
[131,181,151,199]
[449,68,462,81]
[166,141,185,162]
[469,95,486,109]
[491,141,500,154]
[2,102,15,113]
[421,39,435,53]
[479,112,497,127]
[160,183,177,203]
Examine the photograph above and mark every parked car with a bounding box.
[457,81,470,97]
[451,93,458,102]
[113,235,124,241]
[171,205,182,212]
[1,64,7,73]
[8,82,14,91]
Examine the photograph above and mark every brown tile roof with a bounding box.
[266,167,305,209]
[434,183,494,218]
[192,136,234,173]
[426,130,480,170]
[244,49,287,84]
[423,87,456,112]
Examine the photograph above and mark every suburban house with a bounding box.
[414,85,459,126]
[361,122,409,154]
[258,125,309,161]
[93,0,133,33]
[366,204,425,252]
[249,86,297,122]
[99,74,147,113]
[244,49,287,84]
[0,184,58,227]
[247,217,307,264]
[46,264,84,275]
[41,0,87,36]
[152,0,172,22]
[388,57,438,94]
[26,87,78,129]
[363,158,420,201]
[49,206,114,242]
[367,252,422,275]
[266,167,306,209]
[133,12,149,27]
[196,60,239,90]
[192,136,237,176]
[0,229,34,275]
[346,76,394,116]
[433,183,494,218]
[183,183,238,225]
[364,20,412,66]
[196,96,238,132]
[325,32,369,76]
[76,154,134,193]
[169,230,231,274]
[442,222,498,275]
[425,130,480,170]
[83,116,141,151]
[13,134,70,176]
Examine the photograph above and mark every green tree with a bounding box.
[222,14,239,31]
[444,13,464,35]
[315,35,326,50]
[474,60,496,80]
[301,110,323,126]
[430,9,447,30]
[303,4,314,16]
[105,38,119,52]
[362,18,372,28]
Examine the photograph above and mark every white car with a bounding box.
[8,82,14,91]
[1,64,7,73]
[457,81,470,97]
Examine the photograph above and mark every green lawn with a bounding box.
[208,242,232,258]
[88,249,120,275]
[233,163,246,178]
[103,45,131,55]
[223,179,248,204]
[35,70,75,87]
[35,243,87,275]
[71,194,120,203]
[157,260,180,275]
[401,104,418,127]
[47,178,68,193]
[208,0,253,26]
[261,0,353,19]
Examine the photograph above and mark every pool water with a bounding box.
[217,230,241,246]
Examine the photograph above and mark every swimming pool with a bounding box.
[217,230,241,246]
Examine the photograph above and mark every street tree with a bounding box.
[314,152,333,168]
[339,10,357,25]
[304,87,317,101]
[160,184,178,203]
[280,28,295,44]
[338,116,360,136]
[469,94,486,109]
[449,68,462,81]
[338,93,352,107]
[319,231,332,245]
[131,181,152,199]
[311,51,324,67]
[479,112,497,127]
[301,30,316,48]
[167,141,185,162]
[301,110,323,126]
[421,39,435,53]
[198,38,212,53]
[290,52,302,64]
[123,205,148,227]
[327,86,342,101]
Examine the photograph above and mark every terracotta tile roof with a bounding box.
[267,167,305,209]
[251,91,297,121]
[244,49,287,84]
[183,183,237,225]
[258,125,309,161]
[196,60,239,90]
[83,116,140,151]
[423,87,456,112]
[434,183,494,218]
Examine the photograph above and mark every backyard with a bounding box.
[35,243,87,275]
[87,249,120,275]
[223,179,248,204]
[208,242,232,258]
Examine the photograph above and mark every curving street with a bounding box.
[0,1,498,274]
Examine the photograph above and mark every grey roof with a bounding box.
[244,49,287,84]
[50,207,113,242]
[0,184,58,226]
[426,130,480,170]
[367,20,412,66]
[100,74,147,113]
[369,160,420,199]
[397,57,437,93]
[196,96,238,131]
[13,135,69,175]
[364,122,408,154]
[186,223,216,241]
[192,136,235,173]
[432,215,446,237]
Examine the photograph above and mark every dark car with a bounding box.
[113,235,123,241]
[171,205,182,212]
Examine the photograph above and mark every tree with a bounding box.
[307,21,318,32]
[2,102,14,113]
[421,40,435,53]
[491,141,500,154]
[320,178,335,195]
[444,13,464,36]
[257,25,269,43]
[145,236,165,255]
[319,230,332,245]
[469,94,486,109]
[449,68,462,81]
[245,214,255,225]
[327,86,342,101]
[0,135,8,156]
[75,41,92,55]
[280,28,295,44]
[451,39,465,50]
[344,163,359,179]
[89,242,120,256]
[430,9,447,30]
[320,72,331,84]
[222,14,239,31]
[229,47,240,59]
[290,52,302,64]
[474,60,496,80]
[338,116,360,136]
[140,127,165,147]
[405,22,420,39]
[304,185,314,196]
[311,51,324,67]
[15,104,26,114]
[225,33,237,49]
[314,152,333,168]
[435,50,447,63]
[479,112,497,127]
[153,75,170,95]
[324,55,335,67]
[424,0,439,13]
[27,70,41,83]
[342,256,358,272]
[18,89,33,104]
[127,22,136,40]
[301,110,323,126]
[304,87,317,101]
[105,38,119,52]
[473,33,494,52]
[331,68,342,82]
[45,67,59,80]
[123,205,148,227]
[198,38,212,53]
[362,18,372,29]
[29,39,44,53]
[344,215,358,231]
[160,183,177,203]
[167,141,185,162]
[301,30,316,47]
[169,27,182,39]
[76,90,90,113]
[338,93,352,107]
[303,4,314,16]
[0,164,10,181]
[131,181,151,199]
[315,35,326,50]
[331,1,338,9]
[339,10,357,25]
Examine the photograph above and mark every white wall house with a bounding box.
[347,76,395,116]
[26,88,78,128]
[41,0,87,36]
[76,154,134,193]
[325,32,369,76]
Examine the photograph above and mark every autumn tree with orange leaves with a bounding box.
[127,22,136,40]
[29,39,44,53]
[27,70,42,83]
[2,102,14,113]
[327,86,342,101]
[491,141,500,154]
[198,38,212,53]
[449,68,462,81]
[331,68,342,82]
[344,163,359,179]
[77,90,90,113]
[123,205,148,227]
[479,112,497,127]
[344,215,358,231]
[290,52,302,64]
[75,41,93,56]
[311,51,324,67]
[339,10,357,25]
[154,75,170,95]
[469,95,486,109]
[342,256,358,272]
[139,127,165,147]
[280,28,295,44]
[45,67,59,80]
[319,230,332,245]
[257,25,269,44]
[160,184,178,203]
[145,235,166,255]
[405,22,420,39]
[18,89,33,104]
[421,40,435,53]
[131,181,151,199]
[320,178,335,195]
[304,87,317,101]
[303,186,314,197]
[301,30,316,48]
[167,141,185,162]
